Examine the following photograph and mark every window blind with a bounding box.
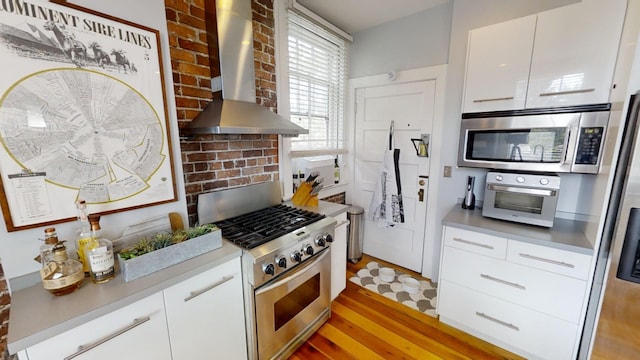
[287,10,347,152]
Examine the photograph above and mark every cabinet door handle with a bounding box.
[452,237,494,250]
[184,275,235,302]
[472,96,514,103]
[539,88,595,97]
[519,253,575,268]
[64,316,151,360]
[475,311,520,331]
[480,273,526,290]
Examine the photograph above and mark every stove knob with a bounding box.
[315,236,326,247]
[276,256,287,268]
[291,251,302,263]
[540,178,549,186]
[304,244,314,256]
[262,263,275,276]
[324,234,333,243]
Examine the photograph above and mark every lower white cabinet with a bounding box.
[438,226,591,359]
[163,256,247,360]
[20,256,247,360]
[331,212,348,301]
[24,292,172,360]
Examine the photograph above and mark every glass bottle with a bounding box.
[75,200,91,275]
[36,227,59,265]
[85,214,115,284]
[334,157,340,184]
[40,241,84,296]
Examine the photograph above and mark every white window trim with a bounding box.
[274,0,349,199]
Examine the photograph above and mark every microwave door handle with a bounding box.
[487,184,557,197]
[564,127,577,167]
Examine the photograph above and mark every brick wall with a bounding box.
[165,0,279,225]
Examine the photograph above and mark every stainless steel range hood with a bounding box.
[183,0,307,137]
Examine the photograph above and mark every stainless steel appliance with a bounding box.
[580,87,640,358]
[458,105,610,173]
[197,181,336,360]
[483,171,560,227]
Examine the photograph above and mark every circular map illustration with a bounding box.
[0,68,166,203]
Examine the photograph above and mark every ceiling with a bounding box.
[295,0,450,34]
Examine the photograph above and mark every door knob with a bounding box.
[418,188,424,202]
[419,179,426,186]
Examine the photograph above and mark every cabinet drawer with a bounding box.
[441,246,586,323]
[444,226,507,259]
[26,292,171,360]
[439,281,578,360]
[507,240,592,280]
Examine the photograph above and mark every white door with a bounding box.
[353,78,435,272]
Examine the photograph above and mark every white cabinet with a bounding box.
[331,212,348,301]
[24,292,171,360]
[163,257,247,360]
[437,226,591,359]
[462,15,536,112]
[462,1,626,112]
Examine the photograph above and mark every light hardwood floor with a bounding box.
[289,254,525,360]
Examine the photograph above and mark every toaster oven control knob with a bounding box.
[324,234,333,243]
[276,256,287,268]
[262,263,275,276]
[516,176,525,183]
[495,174,503,181]
[304,244,314,256]
[540,178,549,185]
[291,251,302,263]
[315,236,326,247]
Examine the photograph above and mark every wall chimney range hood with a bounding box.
[182,0,307,137]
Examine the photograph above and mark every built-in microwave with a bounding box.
[458,104,610,174]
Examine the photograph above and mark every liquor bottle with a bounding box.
[292,173,299,193]
[40,239,84,296]
[35,227,59,265]
[334,157,340,184]
[85,214,115,284]
[75,200,92,275]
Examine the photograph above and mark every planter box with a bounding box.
[118,229,222,282]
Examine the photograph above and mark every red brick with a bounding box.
[229,177,251,187]
[186,172,216,183]
[243,149,263,158]
[217,169,241,179]
[217,150,243,160]
[186,152,216,162]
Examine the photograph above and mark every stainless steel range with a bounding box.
[197,181,336,360]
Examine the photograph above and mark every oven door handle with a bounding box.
[255,249,330,295]
[487,184,557,197]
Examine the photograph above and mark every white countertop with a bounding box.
[443,206,593,255]
[7,241,242,354]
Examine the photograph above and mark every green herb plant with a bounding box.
[118,223,218,260]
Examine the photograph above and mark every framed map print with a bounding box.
[0,0,177,231]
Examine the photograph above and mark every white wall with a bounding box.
[349,2,453,78]
[0,0,186,281]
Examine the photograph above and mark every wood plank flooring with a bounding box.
[289,254,524,360]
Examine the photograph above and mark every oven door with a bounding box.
[483,183,559,227]
[255,248,331,359]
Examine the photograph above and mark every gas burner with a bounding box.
[215,204,325,249]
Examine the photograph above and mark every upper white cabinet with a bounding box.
[463,15,536,112]
[463,1,626,113]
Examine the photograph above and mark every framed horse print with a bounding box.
[0,0,177,231]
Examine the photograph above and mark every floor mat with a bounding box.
[349,261,437,318]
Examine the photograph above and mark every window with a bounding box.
[287,11,348,154]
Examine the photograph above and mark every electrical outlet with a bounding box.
[443,166,452,178]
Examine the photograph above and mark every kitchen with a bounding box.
[1,0,639,359]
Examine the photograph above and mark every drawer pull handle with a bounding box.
[519,253,575,268]
[475,311,520,331]
[472,96,514,103]
[539,88,595,97]
[480,273,526,290]
[64,316,151,360]
[185,275,235,302]
[452,237,494,250]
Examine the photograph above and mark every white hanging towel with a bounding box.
[369,121,405,227]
